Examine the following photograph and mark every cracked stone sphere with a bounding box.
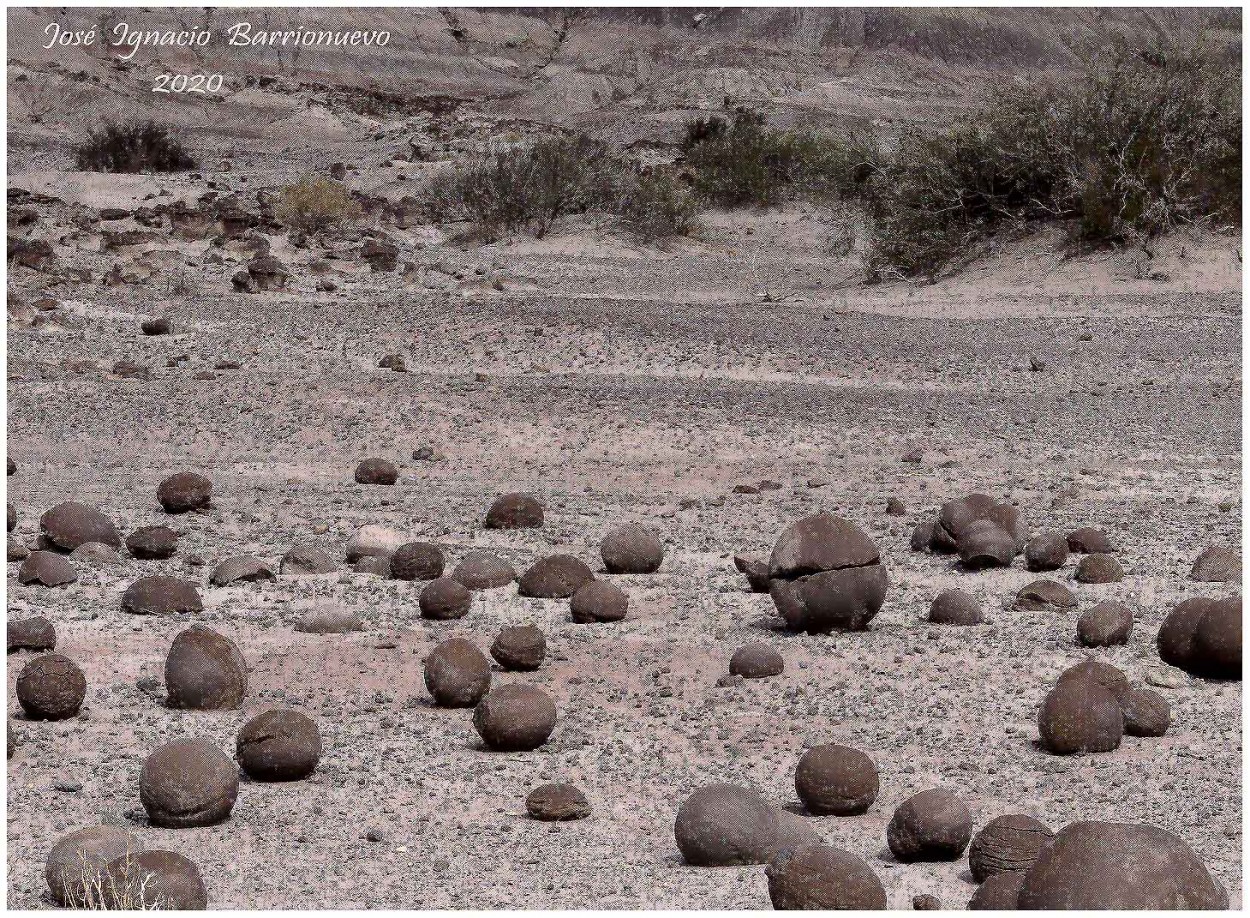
[886,788,973,862]
[236,709,321,781]
[156,472,212,514]
[164,625,248,710]
[766,844,887,910]
[484,492,543,529]
[45,826,141,906]
[16,653,86,721]
[39,501,121,550]
[969,814,1054,881]
[600,523,664,574]
[424,637,491,707]
[794,743,879,816]
[472,684,557,751]
[140,738,239,828]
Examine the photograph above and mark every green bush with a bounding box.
[615,167,700,241]
[275,177,363,233]
[76,120,196,173]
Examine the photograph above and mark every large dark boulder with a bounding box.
[519,554,594,599]
[484,492,543,529]
[600,523,663,574]
[886,788,973,862]
[164,625,248,710]
[472,684,557,751]
[1157,596,1241,680]
[156,472,212,514]
[140,738,239,828]
[40,502,121,550]
[121,576,203,615]
[969,814,1053,881]
[794,743,878,816]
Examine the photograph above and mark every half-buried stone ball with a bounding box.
[18,551,77,587]
[390,541,445,581]
[156,472,212,514]
[1190,545,1240,583]
[236,709,321,781]
[674,783,783,867]
[1066,526,1114,554]
[354,458,398,485]
[570,579,628,623]
[1038,677,1122,754]
[1025,532,1069,572]
[958,519,1018,568]
[969,814,1054,881]
[126,525,178,560]
[1017,821,1228,909]
[929,589,982,625]
[451,551,516,591]
[519,554,594,599]
[767,513,887,633]
[419,577,472,620]
[122,576,203,615]
[1075,553,1123,584]
[165,625,248,710]
[40,501,121,551]
[887,788,973,862]
[600,523,663,574]
[729,643,784,679]
[424,637,491,707]
[1077,601,1133,647]
[17,653,86,720]
[931,494,1027,560]
[490,625,546,671]
[484,492,543,529]
[1014,579,1076,612]
[210,556,275,586]
[104,849,207,910]
[140,738,239,828]
[472,684,557,751]
[794,743,879,816]
[1122,688,1171,737]
[526,783,590,821]
[45,826,141,906]
[1191,596,1242,680]
[766,844,887,910]
[279,545,338,575]
[8,615,56,652]
[968,872,1025,910]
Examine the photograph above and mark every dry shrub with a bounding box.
[76,120,196,174]
[615,167,700,242]
[276,177,363,233]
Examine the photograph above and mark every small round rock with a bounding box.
[519,554,595,599]
[126,525,178,560]
[164,625,248,710]
[1077,601,1133,647]
[969,814,1054,881]
[766,844,887,910]
[16,653,86,720]
[419,577,472,620]
[45,826,141,906]
[728,642,784,679]
[140,738,239,828]
[104,849,206,910]
[600,523,664,574]
[472,684,557,751]
[122,575,203,615]
[1075,553,1123,584]
[390,541,445,581]
[157,472,212,513]
[18,551,77,587]
[1066,527,1114,553]
[794,743,879,816]
[1025,532,1069,571]
[424,637,491,707]
[929,589,982,625]
[490,625,546,671]
[1038,677,1123,754]
[526,783,590,821]
[1122,687,1171,737]
[451,551,516,591]
[484,492,544,529]
[354,458,398,485]
[236,709,321,781]
[886,788,973,862]
[570,579,628,622]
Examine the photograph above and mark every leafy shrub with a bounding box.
[615,167,700,241]
[76,120,196,173]
[275,177,363,233]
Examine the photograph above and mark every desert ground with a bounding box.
[7,6,1243,910]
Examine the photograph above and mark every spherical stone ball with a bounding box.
[490,625,546,671]
[729,642,784,679]
[1066,527,1114,554]
[519,554,595,599]
[40,501,121,550]
[424,637,491,707]
[279,545,338,575]
[769,564,889,633]
[1076,601,1133,647]
[1057,658,1131,705]
[1025,532,1069,572]
[156,472,212,514]
[794,743,879,816]
[451,551,516,591]
[770,512,880,575]
[1122,688,1171,737]
[1017,821,1228,909]
[525,783,590,821]
[1192,596,1241,680]
[886,788,973,862]
[121,576,203,615]
[969,814,1054,881]
[354,458,398,485]
[104,849,207,910]
[18,551,77,587]
[600,523,663,574]
[1190,545,1240,583]
[570,579,628,623]
[236,709,321,781]
[1075,553,1123,584]
[8,615,56,652]
[419,577,472,620]
[390,541,445,581]
[766,844,887,910]
[164,625,248,710]
[140,738,239,828]
[472,684,557,751]
[929,589,982,625]
[674,783,779,866]
[16,653,86,720]
[1015,579,1076,612]
[958,520,1018,568]
[1038,678,1123,754]
[1157,597,1215,670]
[484,492,544,529]
[126,525,178,560]
[209,556,275,586]
[45,826,141,906]
[969,871,1025,910]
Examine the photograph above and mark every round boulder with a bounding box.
[451,551,516,591]
[424,637,491,707]
[1122,687,1171,737]
[122,576,203,615]
[969,814,1054,881]
[16,653,86,720]
[1191,597,1241,680]
[236,709,321,781]
[794,743,879,816]
[1017,821,1227,909]
[209,556,275,586]
[354,458,398,485]
[104,849,207,910]
[887,788,973,862]
[1076,601,1133,647]
[1190,545,1240,583]
[768,513,887,633]
[490,625,546,671]
[1038,677,1123,754]
[1066,527,1113,554]
[526,783,590,821]
[929,589,982,625]
[600,523,663,574]
[390,541,445,581]
[472,684,557,751]
[165,625,248,710]
[910,519,936,552]
[484,492,544,529]
[279,545,338,575]
[156,472,212,514]
[1058,658,1131,704]
[40,501,121,550]
[766,844,887,910]
[519,554,595,599]
[1015,579,1076,612]
[1075,553,1123,584]
[1025,532,1069,572]
[674,783,780,867]
[969,872,1025,910]
[729,643,784,679]
[419,577,472,620]
[126,525,178,560]
[140,738,239,828]
[18,551,77,587]
[570,579,628,623]
[45,826,141,906]
[8,615,56,652]
[958,519,1018,568]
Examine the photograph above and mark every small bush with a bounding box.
[275,177,362,233]
[616,167,700,241]
[76,119,196,173]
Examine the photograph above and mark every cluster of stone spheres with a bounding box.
[7,456,1241,909]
